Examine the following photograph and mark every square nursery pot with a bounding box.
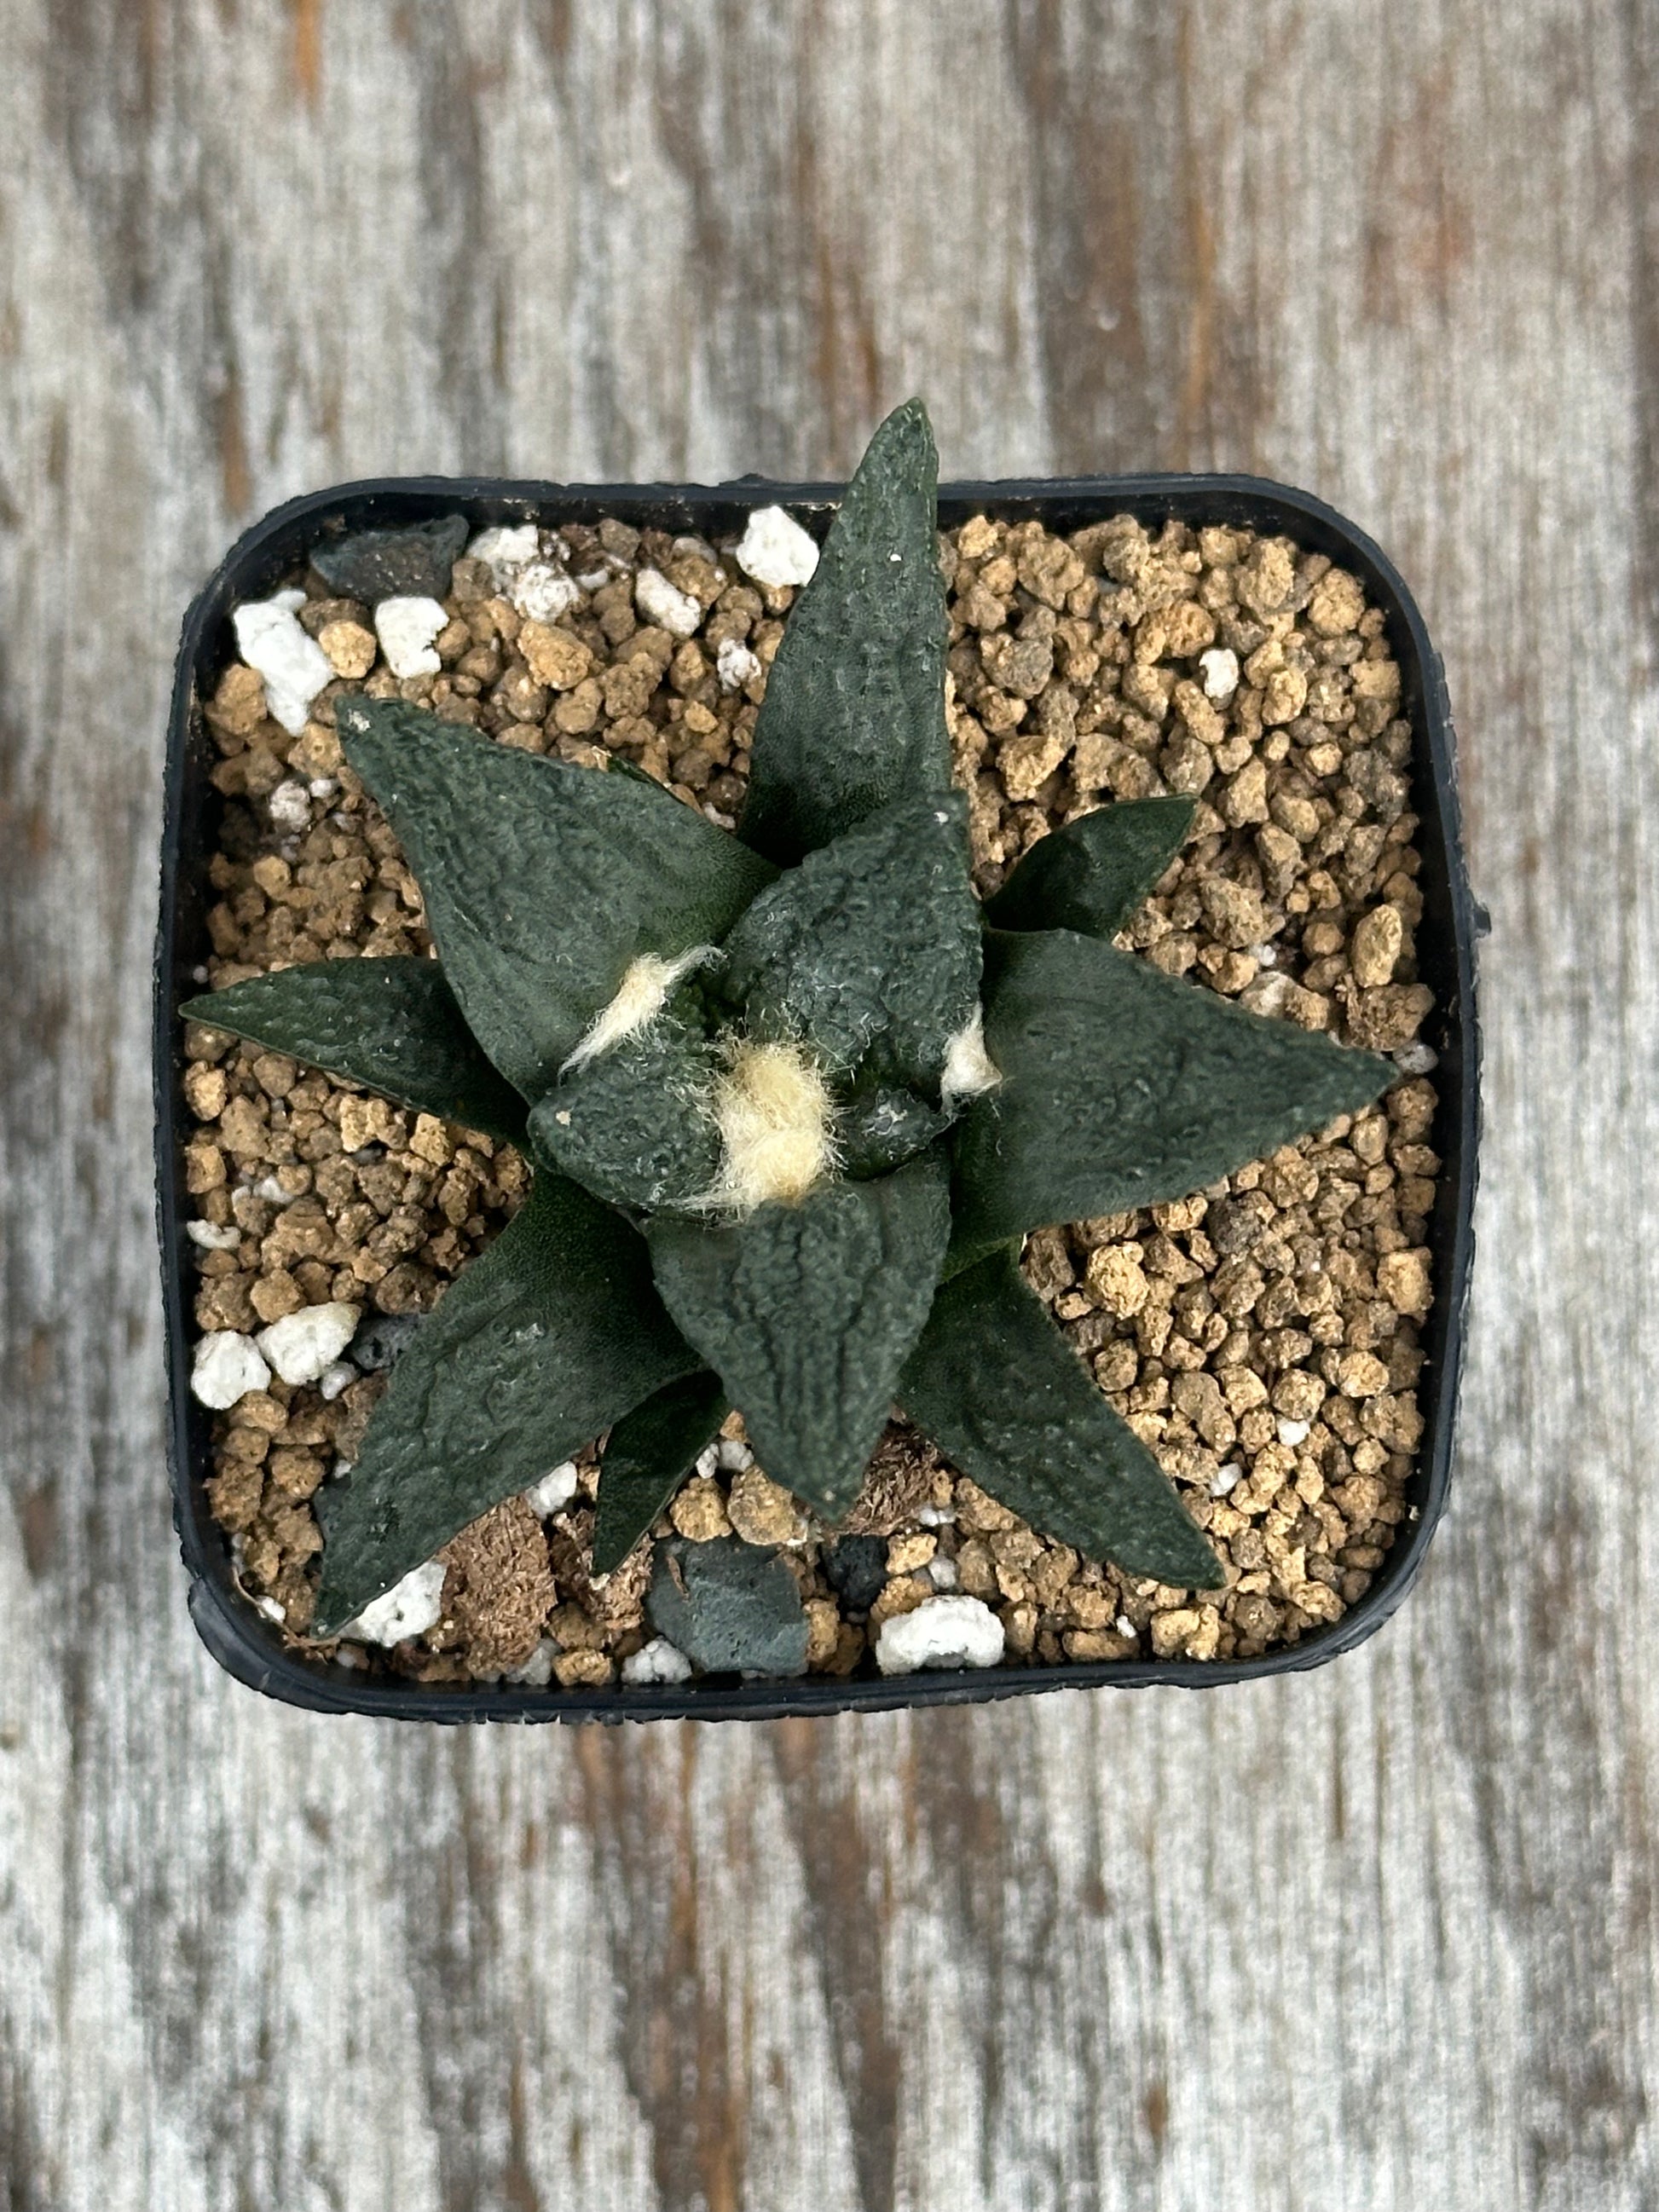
[156,469,1483,1724]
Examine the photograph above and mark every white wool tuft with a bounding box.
[700,1040,837,1212]
[561,946,714,1073]
[939,1005,1002,1108]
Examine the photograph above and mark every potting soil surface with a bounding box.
[182,508,1440,1685]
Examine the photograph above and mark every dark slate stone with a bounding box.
[309,516,470,604]
[822,1533,888,1614]
[1206,1197,1268,1258]
[647,1538,808,1678]
[349,1311,425,1372]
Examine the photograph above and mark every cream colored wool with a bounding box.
[701,1040,838,1211]
[939,1005,1002,1108]
[561,945,714,1072]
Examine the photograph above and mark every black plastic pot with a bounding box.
[156,470,1482,1723]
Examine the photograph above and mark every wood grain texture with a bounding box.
[2,2,1654,2205]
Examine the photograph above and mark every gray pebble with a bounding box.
[647,1538,807,1677]
[309,516,469,604]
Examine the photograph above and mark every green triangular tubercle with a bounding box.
[645,1152,952,1521]
[338,699,775,1100]
[592,1371,729,1576]
[984,796,1196,938]
[951,928,1396,1255]
[720,790,981,1092]
[182,956,526,1144]
[528,1013,725,1216]
[899,1249,1223,1588]
[738,399,951,864]
[313,1170,699,1633]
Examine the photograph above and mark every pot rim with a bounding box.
[156,466,1482,1723]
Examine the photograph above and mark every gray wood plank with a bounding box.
[2,1,1655,2207]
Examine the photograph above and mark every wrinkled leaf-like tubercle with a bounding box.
[645,1152,952,1520]
[529,1014,725,1216]
[950,927,1397,1253]
[899,1248,1224,1587]
[592,1371,730,1576]
[720,788,981,1096]
[312,1170,699,1633]
[984,796,1197,939]
[338,697,775,1100]
[738,399,951,864]
[182,956,527,1144]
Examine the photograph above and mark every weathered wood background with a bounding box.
[2,3,1654,2206]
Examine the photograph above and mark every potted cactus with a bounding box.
[158,403,1478,1716]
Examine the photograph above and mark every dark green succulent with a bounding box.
[183,401,1396,1639]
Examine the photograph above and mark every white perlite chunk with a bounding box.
[374,595,448,679]
[1276,1417,1312,1448]
[1210,1461,1245,1497]
[714,1437,753,1472]
[232,594,333,736]
[268,778,312,833]
[734,505,820,589]
[622,1637,695,1685]
[468,523,540,579]
[634,567,702,638]
[715,637,760,693]
[1199,646,1240,703]
[469,524,580,621]
[511,560,580,625]
[256,1302,361,1386]
[185,1220,241,1250]
[523,1463,580,1517]
[876,1594,1006,1676]
[1240,973,1292,1019]
[190,1331,272,1409]
[318,1360,356,1402]
[505,1639,557,1687]
[344,1559,447,1648]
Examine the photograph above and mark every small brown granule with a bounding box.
[669,1477,731,1543]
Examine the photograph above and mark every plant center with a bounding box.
[703,1038,838,1211]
